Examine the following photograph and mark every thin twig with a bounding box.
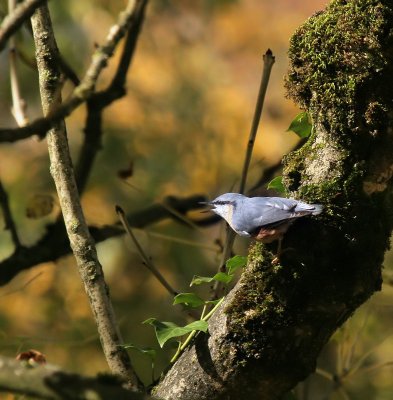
[8,0,29,126]
[75,0,148,193]
[0,0,45,52]
[142,229,218,251]
[0,272,43,297]
[239,49,275,194]
[58,56,80,86]
[0,180,21,248]
[31,2,142,390]
[117,205,202,320]
[116,205,178,297]
[336,324,348,377]
[343,332,393,380]
[103,0,149,103]
[360,360,393,374]
[213,50,275,298]
[9,48,28,126]
[0,0,145,143]
[160,202,203,232]
[0,194,206,286]
[315,367,334,381]
[344,305,371,372]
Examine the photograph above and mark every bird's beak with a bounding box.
[198,201,215,213]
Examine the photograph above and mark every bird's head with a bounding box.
[200,193,245,223]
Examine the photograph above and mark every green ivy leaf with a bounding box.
[189,275,212,286]
[173,292,205,308]
[287,112,312,138]
[212,272,233,283]
[120,343,156,361]
[267,176,285,194]
[226,255,247,275]
[143,318,208,348]
[190,272,233,287]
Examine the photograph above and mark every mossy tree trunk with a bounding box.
[154,1,393,399]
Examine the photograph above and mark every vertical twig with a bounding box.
[117,205,178,297]
[117,205,203,320]
[108,0,148,93]
[213,50,275,297]
[239,50,275,194]
[0,180,21,249]
[0,0,45,52]
[30,3,142,390]
[74,0,148,194]
[8,0,29,126]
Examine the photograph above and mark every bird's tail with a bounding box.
[294,201,323,216]
[310,204,323,215]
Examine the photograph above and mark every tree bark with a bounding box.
[31,2,142,390]
[154,1,393,399]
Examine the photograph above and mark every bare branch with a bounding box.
[9,45,29,126]
[31,2,142,390]
[8,0,30,127]
[0,114,62,142]
[57,56,80,86]
[0,0,146,143]
[117,205,178,297]
[0,0,45,52]
[75,0,148,193]
[0,180,21,249]
[239,50,275,195]
[0,195,206,286]
[103,0,149,101]
[0,356,150,400]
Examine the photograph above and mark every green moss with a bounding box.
[283,0,393,207]
[224,245,297,363]
[285,0,393,135]
[246,241,265,266]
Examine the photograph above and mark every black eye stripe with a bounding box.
[212,201,235,206]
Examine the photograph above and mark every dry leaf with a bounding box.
[16,349,46,365]
[26,194,54,219]
[117,161,134,180]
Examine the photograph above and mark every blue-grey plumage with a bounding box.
[205,193,322,241]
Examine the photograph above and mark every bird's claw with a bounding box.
[272,256,280,266]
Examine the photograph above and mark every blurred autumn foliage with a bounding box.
[1,0,393,399]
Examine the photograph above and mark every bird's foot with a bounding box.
[272,256,280,266]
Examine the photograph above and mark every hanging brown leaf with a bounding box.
[26,194,54,219]
[117,161,134,180]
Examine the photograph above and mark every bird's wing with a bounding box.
[236,197,311,232]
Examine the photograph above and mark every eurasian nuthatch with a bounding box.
[202,193,322,244]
